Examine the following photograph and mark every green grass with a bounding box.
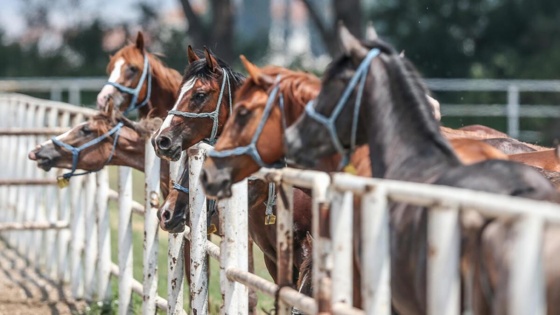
[82,166,274,314]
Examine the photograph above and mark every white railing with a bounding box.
[2,93,560,315]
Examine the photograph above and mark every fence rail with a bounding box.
[1,93,560,315]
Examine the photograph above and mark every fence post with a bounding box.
[118,166,134,315]
[69,85,81,106]
[220,178,249,315]
[276,183,294,315]
[168,154,185,315]
[507,85,520,139]
[188,145,209,315]
[96,168,112,302]
[329,189,353,307]
[70,176,86,299]
[84,173,98,300]
[311,174,332,313]
[361,186,391,315]
[509,216,546,315]
[143,140,161,315]
[428,204,460,315]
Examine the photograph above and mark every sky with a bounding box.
[0,0,178,39]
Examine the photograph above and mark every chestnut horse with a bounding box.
[284,26,560,315]
[97,32,182,118]
[28,104,170,196]
[149,47,315,300]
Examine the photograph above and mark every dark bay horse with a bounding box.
[97,32,182,118]
[284,25,560,315]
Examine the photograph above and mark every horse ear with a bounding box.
[136,31,145,51]
[203,46,219,71]
[399,50,405,58]
[365,21,378,41]
[240,55,275,87]
[338,22,368,60]
[187,45,199,64]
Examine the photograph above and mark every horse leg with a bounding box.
[248,236,258,315]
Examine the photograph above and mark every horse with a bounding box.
[97,32,182,119]
[27,103,170,196]
[147,48,315,307]
[283,25,560,315]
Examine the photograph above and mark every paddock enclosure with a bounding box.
[1,92,560,315]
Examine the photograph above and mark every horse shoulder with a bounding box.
[449,138,508,165]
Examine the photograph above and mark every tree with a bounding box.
[178,0,236,63]
[300,0,363,56]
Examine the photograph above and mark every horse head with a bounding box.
[28,102,160,173]
[201,56,320,199]
[152,46,244,161]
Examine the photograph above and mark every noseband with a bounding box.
[167,69,233,145]
[51,122,124,185]
[105,54,152,115]
[304,48,380,168]
[208,79,286,169]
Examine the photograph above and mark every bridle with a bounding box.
[52,122,124,186]
[105,53,152,115]
[208,77,286,169]
[304,48,381,168]
[166,69,233,145]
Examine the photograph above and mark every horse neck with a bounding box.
[111,138,147,171]
[141,59,182,119]
[365,57,460,181]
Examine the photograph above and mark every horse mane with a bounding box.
[236,66,321,122]
[183,49,245,88]
[89,109,162,139]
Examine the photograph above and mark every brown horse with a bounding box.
[152,46,245,160]
[97,32,182,119]
[284,25,560,315]
[150,48,315,302]
[27,104,170,196]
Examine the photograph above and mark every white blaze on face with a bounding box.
[156,78,197,137]
[97,58,125,108]
[40,122,87,147]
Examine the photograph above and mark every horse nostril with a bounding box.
[157,136,172,150]
[162,210,171,222]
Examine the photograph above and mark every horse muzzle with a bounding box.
[28,145,57,171]
[152,133,182,162]
[200,165,233,200]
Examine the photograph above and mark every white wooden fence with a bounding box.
[1,93,560,315]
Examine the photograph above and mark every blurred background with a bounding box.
[1,0,559,144]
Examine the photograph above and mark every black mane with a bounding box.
[182,49,245,87]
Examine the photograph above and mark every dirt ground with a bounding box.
[0,239,87,315]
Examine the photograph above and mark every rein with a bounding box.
[105,53,152,115]
[304,48,381,169]
[52,122,124,187]
[208,79,286,169]
[167,69,233,145]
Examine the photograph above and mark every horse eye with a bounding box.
[235,106,252,125]
[81,125,92,135]
[128,65,138,73]
[194,92,206,100]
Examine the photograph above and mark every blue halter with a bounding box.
[51,122,124,180]
[105,54,152,115]
[208,80,286,169]
[304,48,380,168]
[167,69,232,145]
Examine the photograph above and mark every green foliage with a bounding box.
[368,0,560,79]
